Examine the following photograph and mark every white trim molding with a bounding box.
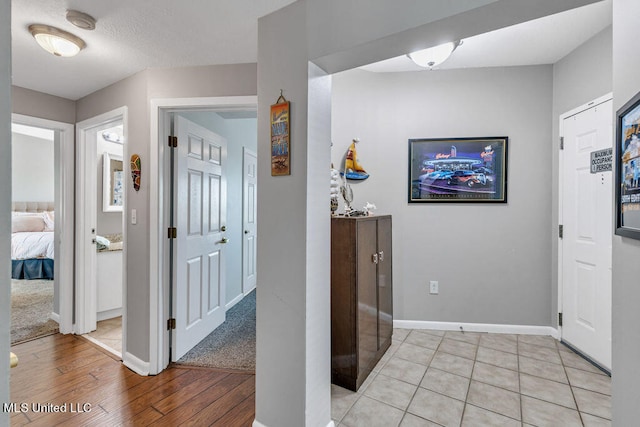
[394,320,560,339]
[149,96,257,375]
[253,420,335,427]
[123,351,150,376]
[225,293,245,311]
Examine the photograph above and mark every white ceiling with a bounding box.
[11,0,611,101]
[361,0,612,73]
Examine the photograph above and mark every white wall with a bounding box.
[332,65,553,326]
[178,111,257,305]
[11,132,54,202]
[0,0,10,420]
[612,0,640,423]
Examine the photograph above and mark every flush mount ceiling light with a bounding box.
[408,41,462,69]
[28,24,86,57]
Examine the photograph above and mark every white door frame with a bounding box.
[242,147,257,295]
[75,107,128,344]
[149,96,257,374]
[557,92,612,338]
[11,113,74,334]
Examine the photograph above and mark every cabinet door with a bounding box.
[356,219,378,377]
[377,217,393,347]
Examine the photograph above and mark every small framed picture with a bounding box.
[408,137,508,203]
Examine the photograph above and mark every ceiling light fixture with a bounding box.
[408,41,462,69]
[28,24,86,57]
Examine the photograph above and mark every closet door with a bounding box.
[377,216,393,347]
[356,219,378,380]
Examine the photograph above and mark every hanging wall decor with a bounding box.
[408,137,508,203]
[616,90,640,239]
[271,90,291,176]
[131,153,141,191]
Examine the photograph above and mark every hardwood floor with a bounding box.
[9,334,255,426]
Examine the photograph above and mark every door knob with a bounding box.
[220,237,229,244]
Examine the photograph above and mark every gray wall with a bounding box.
[77,70,150,360]
[76,64,257,363]
[0,0,10,419]
[12,86,75,124]
[257,2,314,426]
[12,132,55,202]
[612,0,640,423]
[551,26,613,326]
[257,1,597,425]
[178,111,257,305]
[332,66,553,326]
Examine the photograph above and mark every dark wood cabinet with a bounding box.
[331,215,393,391]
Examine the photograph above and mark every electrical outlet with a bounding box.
[429,280,439,294]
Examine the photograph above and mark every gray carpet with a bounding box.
[11,279,59,344]
[177,289,256,371]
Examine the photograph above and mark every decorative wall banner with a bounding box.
[616,90,640,239]
[131,154,141,192]
[271,91,290,176]
[408,137,508,203]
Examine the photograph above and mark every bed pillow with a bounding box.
[12,215,46,233]
[43,211,55,232]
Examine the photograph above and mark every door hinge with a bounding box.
[167,318,176,330]
[560,136,564,150]
[168,227,177,239]
[559,224,563,239]
[558,313,563,327]
[168,135,178,148]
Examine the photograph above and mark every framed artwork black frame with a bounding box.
[408,137,508,203]
[615,90,640,240]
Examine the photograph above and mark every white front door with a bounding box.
[561,98,612,369]
[172,115,228,361]
[242,147,257,294]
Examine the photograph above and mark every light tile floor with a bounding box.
[332,328,611,427]
[84,316,122,356]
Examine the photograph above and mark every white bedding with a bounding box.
[11,231,55,260]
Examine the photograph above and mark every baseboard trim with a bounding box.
[97,308,122,322]
[123,351,150,376]
[394,320,559,339]
[225,293,244,311]
[253,420,334,427]
[50,312,60,323]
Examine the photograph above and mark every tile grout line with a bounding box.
[559,339,586,426]
[458,330,481,427]
[398,330,444,427]
[517,335,524,427]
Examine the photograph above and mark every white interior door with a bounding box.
[242,147,257,294]
[172,115,228,361]
[561,98,612,369]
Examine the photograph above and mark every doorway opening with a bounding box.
[10,114,74,342]
[76,108,127,359]
[150,96,257,374]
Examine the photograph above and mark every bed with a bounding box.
[11,202,55,280]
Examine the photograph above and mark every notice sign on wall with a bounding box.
[591,148,612,173]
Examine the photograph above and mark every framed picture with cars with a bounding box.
[408,137,508,203]
[615,90,640,240]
